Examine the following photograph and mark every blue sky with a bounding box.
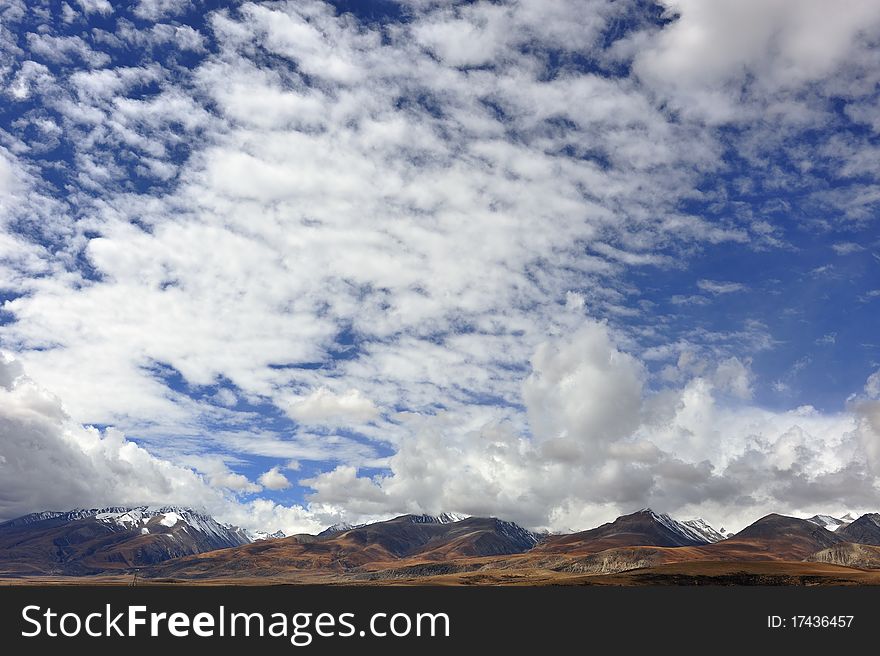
[0,0,878,533]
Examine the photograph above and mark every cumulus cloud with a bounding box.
[635,0,880,122]
[305,322,879,532]
[866,370,880,400]
[182,456,261,494]
[212,471,261,493]
[0,353,329,534]
[522,322,645,452]
[712,357,753,400]
[0,352,216,518]
[285,388,380,427]
[258,466,291,491]
[1,320,876,533]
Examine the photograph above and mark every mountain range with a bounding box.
[0,507,251,575]
[2,506,880,584]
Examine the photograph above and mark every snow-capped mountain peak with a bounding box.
[0,506,259,572]
[678,518,727,543]
[494,517,541,547]
[407,512,470,524]
[638,508,725,543]
[2,506,254,546]
[805,514,853,532]
[318,513,471,536]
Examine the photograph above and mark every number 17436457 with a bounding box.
[767,615,854,629]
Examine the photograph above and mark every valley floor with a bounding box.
[4,560,880,586]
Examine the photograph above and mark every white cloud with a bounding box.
[212,388,238,408]
[866,370,880,400]
[75,0,112,16]
[635,0,880,122]
[522,321,645,449]
[116,21,206,53]
[712,356,753,400]
[6,61,54,100]
[591,242,673,267]
[832,242,865,255]
[0,352,217,517]
[241,4,362,84]
[258,466,291,490]
[816,332,837,346]
[2,311,877,534]
[0,151,19,196]
[0,1,735,448]
[26,33,111,67]
[302,465,387,507]
[0,353,331,534]
[133,0,190,21]
[671,294,710,306]
[182,456,261,493]
[304,323,879,532]
[409,0,613,68]
[286,388,379,427]
[61,3,78,23]
[212,471,261,493]
[412,11,506,68]
[697,279,747,294]
[772,380,791,394]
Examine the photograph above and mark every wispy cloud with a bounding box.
[816,332,838,346]
[832,242,865,255]
[697,279,748,295]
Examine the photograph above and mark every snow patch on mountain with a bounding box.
[0,506,253,546]
[319,513,472,536]
[317,522,365,537]
[640,508,725,544]
[159,512,182,527]
[407,512,470,525]
[248,529,287,541]
[679,518,727,543]
[806,514,853,531]
[494,518,541,547]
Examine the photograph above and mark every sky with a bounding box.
[0,0,879,534]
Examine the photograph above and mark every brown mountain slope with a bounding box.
[148,515,539,579]
[149,512,847,581]
[533,509,712,555]
[0,508,251,576]
[479,513,849,577]
[713,513,845,560]
[836,513,880,545]
[331,515,538,558]
[586,514,845,567]
[2,508,863,583]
